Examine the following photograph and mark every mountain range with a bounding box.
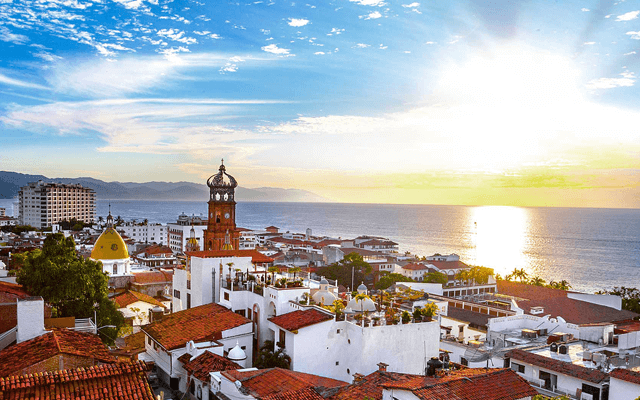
[0,171,328,202]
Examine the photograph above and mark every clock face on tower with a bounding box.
[225,213,230,219]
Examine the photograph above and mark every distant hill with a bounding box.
[0,171,329,202]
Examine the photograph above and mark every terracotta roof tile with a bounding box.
[186,250,274,263]
[329,370,420,400]
[0,361,154,400]
[403,263,429,271]
[142,303,251,351]
[498,281,639,325]
[507,348,608,383]
[610,368,640,384]
[268,309,333,332]
[222,368,346,398]
[262,387,325,400]
[427,260,469,271]
[408,369,538,400]
[113,290,166,309]
[181,351,242,381]
[133,270,173,284]
[0,282,30,302]
[0,329,116,377]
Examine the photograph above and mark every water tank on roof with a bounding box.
[426,357,443,377]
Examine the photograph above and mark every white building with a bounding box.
[18,181,96,228]
[167,214,207,253]
[117,223,168,246]
[609,369,640,400]
[267,307,441,382]
[141,302,253,391]
[172,250,274,312]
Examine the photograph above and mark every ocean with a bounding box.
[2,198,639,294]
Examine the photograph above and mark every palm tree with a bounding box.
[509,268,528,283]
[530,276,546,286]
[268,265,278,284]
[290,266,301,280]
[549,280,571,290]
[226,262,234,282]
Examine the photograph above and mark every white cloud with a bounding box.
[112,0,144,10]
[261,44,290,55]
[314,51,325,55]
[288,18,309,27]
[0,26,29,44]
[219,63,237,73]
[362,11,381,19]
[616,11,639,21]
[349,0,385,5]
[354,43,370,48]
[581,8,590,12]
[327,28,345,36]
[157,29,197,45]
[586,71,636,89]
[626,31,640,39]
[624,51,636,55]
[425,41,435,45]
[0,72,49,90]
[402,2,420,7]
[583,42,595,45]
[32,51,63,62]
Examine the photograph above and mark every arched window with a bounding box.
[216,213,221,223]
[113,264,118,275]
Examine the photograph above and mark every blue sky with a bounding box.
[1,0,639,207]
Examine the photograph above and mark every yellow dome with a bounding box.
[91,228,129,260]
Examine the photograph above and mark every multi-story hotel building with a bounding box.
[18,180,96,228]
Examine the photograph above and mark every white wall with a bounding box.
[273,318,440,382]
[16,297,47,343]
[567,293,622,310]
[489,315,581,342]
[610,376,640,400]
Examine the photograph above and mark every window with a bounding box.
[336,361,339,366]
[187,293,191,309]
[279,329,286,348]
[187,279,191,290]
[460,357,468,366]
[174,289,181,299]
[224,292,229,301]
[511,362,525,373]
[112,264,118,275]
[147,336,151,345]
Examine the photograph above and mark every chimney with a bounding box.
[377,362,388,372]
[17,297,47,343]
[353,373,365,383]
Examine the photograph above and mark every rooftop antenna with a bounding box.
[463,337,507,368]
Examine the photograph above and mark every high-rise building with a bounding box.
[203,161,240,251]
[18,180,96,228]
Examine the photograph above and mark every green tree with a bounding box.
[15,233,124,344]
[375,273,414,290]
[468,266,494,284]
[423,271,448,285]
[548,280,571,291]
[507,268,528,283]
[318,252,372,290]
[289,266,301,280]
[530,276,546,286]
[254,340,291,369]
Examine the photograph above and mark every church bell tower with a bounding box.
[203,160,240,251]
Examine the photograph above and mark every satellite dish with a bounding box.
[463,338,507,365]
[235,380,242,389]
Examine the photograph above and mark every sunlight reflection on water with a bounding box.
[470,206,530,278]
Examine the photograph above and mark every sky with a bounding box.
[1,0,639,207]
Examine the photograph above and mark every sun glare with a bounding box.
[425,43,587,171]
[470,205,530,277]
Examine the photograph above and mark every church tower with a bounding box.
[203,160,240,251]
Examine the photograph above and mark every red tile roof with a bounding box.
[136,245,174,256]
[610,368,640,384]
[0,329,116,377]
[262,387,325,400]
[403,263,429,271]
[358,240,398,246]
[222,368,346,398]
[181,351,242,381]
[132,270,173,284]
[113,290,166,309]
[406,368,538,400]
[427,260,470,271]
[329,370,421,400]
[0,361,154,400]
[0,304,17,334]
[0,282,30,302]
[498,281,639,325]
[186,250,274,263]
[142,303,251,351]
[507,348,608,383]
[268,309,333,332]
